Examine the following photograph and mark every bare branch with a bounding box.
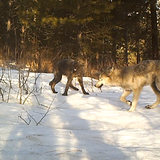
[19,97,56,126]
[18,112,31,125]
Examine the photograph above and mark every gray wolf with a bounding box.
[49,59,89,96]
[95,60,160,111]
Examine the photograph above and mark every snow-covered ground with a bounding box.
[0,69,160,160]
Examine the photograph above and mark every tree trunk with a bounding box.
[150,0,159,59]
[77,32,83,56]
[125,22,128,66]
[136,16,140,64]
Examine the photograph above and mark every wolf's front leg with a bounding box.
[77,77,89,95]
[129,88,142,112]
[120,90,132,106]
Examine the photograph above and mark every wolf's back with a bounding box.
[133,60,160,76]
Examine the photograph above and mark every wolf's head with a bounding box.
[95,68,115,88]
[71,58,87,76]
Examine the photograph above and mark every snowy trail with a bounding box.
[0,72,160,160]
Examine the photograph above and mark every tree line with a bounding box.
[0,0,159,72]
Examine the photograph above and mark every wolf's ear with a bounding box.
[106,66,115,73]
[110,67,115,72]
[107,66,115,70]
[104,67,114,77]
[71,61,77,73]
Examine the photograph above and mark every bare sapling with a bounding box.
[18,97,56,126]
[17,66,30,104]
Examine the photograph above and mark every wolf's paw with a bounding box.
[62,93,68,96]
[49,81,53,86]
[126,100,132,106]
[51,89,58,94]
[52,90,58,94]
[53,91,58,94]
[128,107,136,112]
[83,92,89,95]
[145,105,152,109]
[73,87,79,91]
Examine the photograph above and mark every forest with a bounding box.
[0,0,159,73]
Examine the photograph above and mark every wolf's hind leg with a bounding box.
[69,82,79,91]
[120,90,132,106]
[146,82,160,109]
[49,74,62,93]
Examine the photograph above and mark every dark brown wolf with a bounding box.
[49,59,89,96]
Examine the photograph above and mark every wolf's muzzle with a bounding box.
[95,84,103,88]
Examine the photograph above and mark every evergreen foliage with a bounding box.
[0,0,159,72]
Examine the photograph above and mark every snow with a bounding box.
[0,69,160,160]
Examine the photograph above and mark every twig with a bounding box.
[22,107,38,124]
[22,88,35,105]
[36,97,56,125]
[18,112,31,125]
[19,97,56,126]
[32,92,41,105]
